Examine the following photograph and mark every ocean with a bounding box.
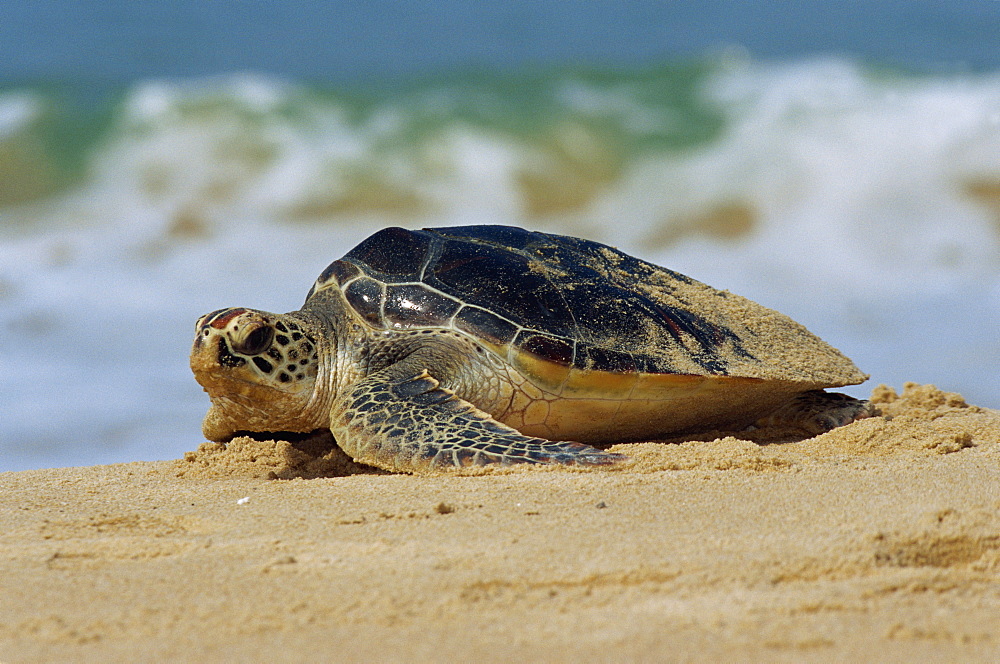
[2,2,999,471]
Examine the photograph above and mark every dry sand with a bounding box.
[1,383,999,662]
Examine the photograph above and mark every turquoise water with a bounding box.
[1,4,999,471]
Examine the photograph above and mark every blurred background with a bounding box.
[2,0,999,471]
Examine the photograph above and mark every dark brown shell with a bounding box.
[305,225,866,389]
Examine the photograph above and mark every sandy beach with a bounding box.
[1,382,998,662]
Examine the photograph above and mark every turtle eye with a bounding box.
[233,325,274,356]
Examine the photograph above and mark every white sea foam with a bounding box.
[1,58,998,471]
[0,92,42,137]
[587,59,1000,287]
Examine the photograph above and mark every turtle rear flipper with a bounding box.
[756,390,875,434]
[331,369,626,473]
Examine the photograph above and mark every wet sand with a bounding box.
[1,383,998,662]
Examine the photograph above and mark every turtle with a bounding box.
[190,225,873,473]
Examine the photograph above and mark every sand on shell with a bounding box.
[1,383,999,662]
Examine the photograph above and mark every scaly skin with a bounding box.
[754,390,876,433]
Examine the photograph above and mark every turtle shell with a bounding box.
[307,226,866,390]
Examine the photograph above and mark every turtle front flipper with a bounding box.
[331,370,626,473]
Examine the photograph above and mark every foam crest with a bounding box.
[580,59,1000,289]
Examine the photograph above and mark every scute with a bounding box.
[515,331,575,367]
[384,284,461,329]
[576,346,638,374]
[343,277,384,326]
[344,226,433,281]
[325,260,361,287]
[454,306,519,345]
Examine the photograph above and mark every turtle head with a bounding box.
[190,307,325,441]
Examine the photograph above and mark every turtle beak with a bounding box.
[191,308,237,374]
[190,324,224,376]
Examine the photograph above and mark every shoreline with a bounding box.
[2,383,999,662]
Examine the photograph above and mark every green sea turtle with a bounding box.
[190,225,872,473]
